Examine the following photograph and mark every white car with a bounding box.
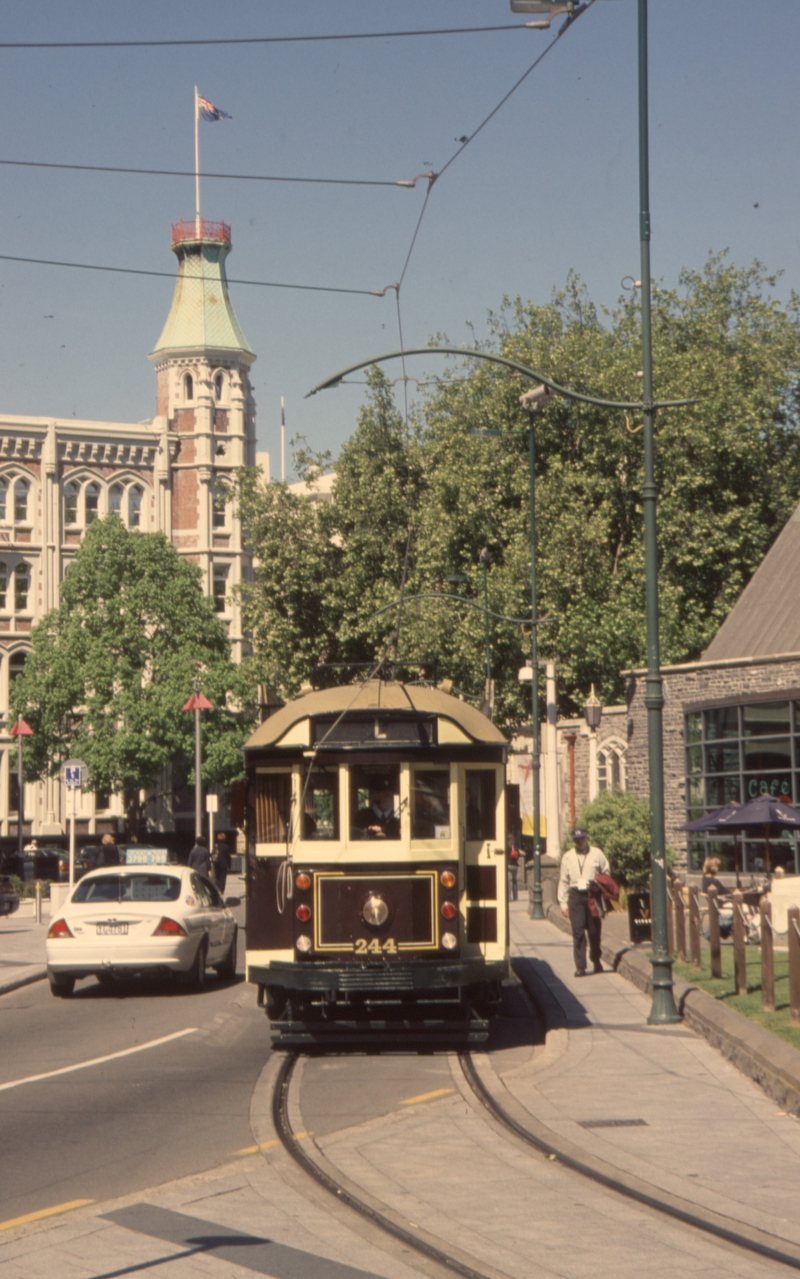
[46,865,237,997]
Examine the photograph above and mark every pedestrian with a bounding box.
[188,835,211,878]
[507,838,520,902]
[212,832,230,895]
[558,826,610,977]
[100,832,120,865]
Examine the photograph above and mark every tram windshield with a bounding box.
[466,770,496,842]
[302,766,339,839]
[351,764,401,839]
[411,769,451,840]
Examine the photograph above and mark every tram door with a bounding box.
[461,766,507,961]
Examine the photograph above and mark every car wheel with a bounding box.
[49,973,75,998]
[215,926,238,981]
[185,938,208,990]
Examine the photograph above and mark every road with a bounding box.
[0,902,270,1226]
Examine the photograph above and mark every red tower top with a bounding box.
[170,218,231,248]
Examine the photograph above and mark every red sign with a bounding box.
[9,718,33,737]
[182,693,214,711]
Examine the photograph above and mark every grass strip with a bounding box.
[673,948,800,1051]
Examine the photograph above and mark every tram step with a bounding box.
[269,1017,489,1050]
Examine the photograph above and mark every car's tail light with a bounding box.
[296,904,311,922]
[58,859,69,872]
[153,917,187,936]
[48,918,73,939]
[441,901,457,920]
[440,870,457,888]
[295,872,311,890]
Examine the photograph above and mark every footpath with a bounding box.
[3,901,800,1278]
[0,899,50,995]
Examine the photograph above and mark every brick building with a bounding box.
[0,217,267,845]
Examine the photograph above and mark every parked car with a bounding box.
[0,876,20,916]
[46,864,237,997]
[21,848,63,883]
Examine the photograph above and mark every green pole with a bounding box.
[638,0,679,1023]
[528,419,544,920]
[480,548,492,683]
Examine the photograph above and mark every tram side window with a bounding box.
[255,773,292,843]
[350,764,401,839]
[466,771,496,842]
[412,770,451,840]
[302,766,339,840]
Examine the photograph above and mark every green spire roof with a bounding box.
[151,220,254,358]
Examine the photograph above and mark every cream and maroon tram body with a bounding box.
[243,680,509,1046]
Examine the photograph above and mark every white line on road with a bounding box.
[0,1027,198,1093]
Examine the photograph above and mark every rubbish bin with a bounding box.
[627,889,652,943]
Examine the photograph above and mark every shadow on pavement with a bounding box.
[512,955,592,1030]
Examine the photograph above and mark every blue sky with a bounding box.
[0,1,798,475]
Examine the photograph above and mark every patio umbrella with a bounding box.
[706,796,800,874]
[681,801,741,833]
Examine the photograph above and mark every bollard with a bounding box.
[789,906,800,1028]
[707,885,722,980]
[34,880,41,926]
[689,886,702,970]
[760,898,775,1012]
[674,881,687,963]
[732,889,747,996]
[666,879,675,957]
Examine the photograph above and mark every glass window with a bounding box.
[212,492,226,528]
[706,775,741,807]
[0,481,6,521]
[686,744,703,774]
[743,702,790,737]
[466,770,496,842]
[302,766,339,840]
[212,563,228,612]
[85,482,100,524]
[742,737,792,770]
[184,373,194,401]
[704,742,740,773]
[14,565,29,611]
[9,652,26,685]
[743,774,793,802]
[109,485,123,516]
[686,712,702,745]
[128,486,142,528]
[350,764,400,840]
[255,773,292,843]
[14,480,28,523]
[0,563,6,609]
[64,482,79,525]
[412,769,450,840]
[214,373,224,401]
[190,873,214,906]
[73,874,181,903]
[705,707,738,740]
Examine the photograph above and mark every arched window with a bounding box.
[0,563,7,608]
[64,481,79,526]
[13,479,28,523]
[14,564,29,611]
[128,486,142,529]
[109,484,123,517]
[214,372,224,401]
[183,372,194,402]
[85,482,100,524]
[9,651,26,685]
[598,742,626,792]
[212,486,226,529]
[212,562,229,612]
[0,480,6,521]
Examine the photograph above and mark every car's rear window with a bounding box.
[72,874,181,903]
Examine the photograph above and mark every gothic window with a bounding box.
[183,372,194,402]
[0,563,6,608]
[212,562,229,612]
[14,564,29,611]
[598,742,625,792]
[0,480,6,521]
[214,372,224,401]
[85,482,100,524]
[64,482,79,526]
[109,485,123,517]
[13,479,28,523]
[128,486,142,528]
[9,651,26,685]
[212,486,227,529]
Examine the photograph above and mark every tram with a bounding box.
[243,677,510,1047]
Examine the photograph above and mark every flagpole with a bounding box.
[194,85,201,233]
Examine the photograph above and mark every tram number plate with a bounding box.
[354,938,397,955]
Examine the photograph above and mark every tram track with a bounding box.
[274,1045,800,1277]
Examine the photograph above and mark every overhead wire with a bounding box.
[0,157,402,189]
[0,25,534,50]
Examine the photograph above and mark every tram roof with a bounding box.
[244,680,507,749]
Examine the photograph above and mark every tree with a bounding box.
[11,517,253,833]
[577,789,653,886]
[235,255,800,722]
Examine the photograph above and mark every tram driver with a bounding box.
[352,768,401,839]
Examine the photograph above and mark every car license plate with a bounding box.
[97,923,128,935]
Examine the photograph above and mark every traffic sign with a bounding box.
[61,758,89,787]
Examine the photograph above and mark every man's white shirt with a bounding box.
[557,845,610,906]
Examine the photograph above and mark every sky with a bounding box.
[0,1,798,477]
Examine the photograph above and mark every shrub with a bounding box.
[577,789,653,886]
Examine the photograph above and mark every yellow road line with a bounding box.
[0,1199,95,1232]
[400,1087,454,1106]
[236,1131,312,1156]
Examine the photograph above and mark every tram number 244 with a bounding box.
[354,937,398,955]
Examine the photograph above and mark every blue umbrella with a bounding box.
[681,801,740,833]
[688,796,800,874]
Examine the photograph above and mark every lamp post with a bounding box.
[9,715,33,876]
[183,677,214,841]
[583,684,603,801]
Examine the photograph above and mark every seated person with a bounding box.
[701,856,728,898]
[353,781,400,839]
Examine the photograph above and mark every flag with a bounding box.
[197,95,231,122]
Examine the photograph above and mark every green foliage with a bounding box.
[10,517,254,830]
[577,788,653,885]
[234,256,800,722]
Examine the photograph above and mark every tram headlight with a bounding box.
[362,894,389,927]
[296,934,312,953]
[296,904,311,922]
[440,870,457,889]
[441,932,457,950]
[441,901,457,920]
[296,872,311,891]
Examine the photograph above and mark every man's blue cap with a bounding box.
[571,827,588,840]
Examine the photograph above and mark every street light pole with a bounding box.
[638,0,679,1023]
[183,678,214,843]
[526,418,544,919]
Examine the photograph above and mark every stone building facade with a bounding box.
[0,217,266,846]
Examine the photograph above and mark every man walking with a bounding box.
[558,826,610,977]
[188,835,211,878]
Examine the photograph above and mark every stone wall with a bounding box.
[625,655,800,864]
